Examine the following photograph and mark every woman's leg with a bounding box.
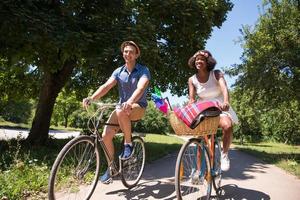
[219,115,233,171]
[219,115,233,154]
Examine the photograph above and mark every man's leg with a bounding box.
[103,110,120,160]
[116,103,145,144]
[116,103,145,158]
[100,110,120,183]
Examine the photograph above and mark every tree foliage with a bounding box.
[51,88,80,127]
[0,0,232,144]
[228,0,300,144]
[135,101,172,134]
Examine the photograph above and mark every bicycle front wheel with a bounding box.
[48,135,101,200]
[120,136,146,188]
[212,138,222,193]
[175,138,212,200]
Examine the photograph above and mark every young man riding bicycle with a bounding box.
[82,41,151,183]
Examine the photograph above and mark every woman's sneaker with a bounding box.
[221,152,230,171]
[190,169,204,185]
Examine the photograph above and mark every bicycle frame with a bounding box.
[48,102,146,200]
[87,102,142,177]
[87,102,122,176]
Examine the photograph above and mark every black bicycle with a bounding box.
[48,101,146,200]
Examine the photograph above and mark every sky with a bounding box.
[163,0,263,106]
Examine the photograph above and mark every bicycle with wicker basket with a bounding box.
[169,101,223,200]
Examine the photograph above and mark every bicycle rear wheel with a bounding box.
[175,138,212,200]
[212,138,222,193]
[48,135,100,200]
[120,136,145,188]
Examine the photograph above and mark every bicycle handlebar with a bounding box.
[90,101,117,108]
[83,98,117,110]
[83,100,118,134]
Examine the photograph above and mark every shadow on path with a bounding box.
[91,147,299,199]
[106,180,176,200]
[214,184,270,200]
[223,149,269,180]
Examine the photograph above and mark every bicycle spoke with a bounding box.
[49,136,100,200]
[212,139,222,192]
[175,138,212,200]
[121,136,145,188]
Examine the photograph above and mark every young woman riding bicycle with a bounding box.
[187,49,238,171]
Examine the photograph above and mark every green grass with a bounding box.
[0,133,183,200]
[0,120,30,129]
[0,120,81,132]
[233,141,300,178]
[144,133,184,162]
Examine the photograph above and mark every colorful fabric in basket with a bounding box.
[174,101,221,129]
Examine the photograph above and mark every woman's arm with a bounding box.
[215,70,230,111]
[188,77,196,104]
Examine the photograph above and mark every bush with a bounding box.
[260,100,300,144]
[0,99,33,124]
[135,102,171,134]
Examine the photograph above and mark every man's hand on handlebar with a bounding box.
[82,97,92,109]
[116,101,133,115]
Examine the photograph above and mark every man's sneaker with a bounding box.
[221,152,230,171]
[122,144,133,159]
[99,168,112,184]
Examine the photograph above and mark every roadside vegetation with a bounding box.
[233,141,300,178]
[0,134,183,200]
[1,0,299,199]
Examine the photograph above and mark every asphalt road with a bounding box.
[90,147,300,200]
[0,128,80,140]
[1,128,299,199]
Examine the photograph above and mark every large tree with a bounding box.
[228,0,300,143]
[0,0,232,145]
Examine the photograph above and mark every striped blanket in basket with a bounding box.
[174,101,220,129]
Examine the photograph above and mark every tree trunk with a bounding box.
[26,59,76,145]
[64,115,68,128]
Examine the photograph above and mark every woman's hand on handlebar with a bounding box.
[220,101,230,111]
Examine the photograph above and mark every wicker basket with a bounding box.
[169,111,220,136]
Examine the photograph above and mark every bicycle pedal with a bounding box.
[102,177,113,184]
[191,177,204,185]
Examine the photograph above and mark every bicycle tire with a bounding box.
[120,136,145,188]
[48,135,101,200]
[175,138,212,200]
[212,138,222,193]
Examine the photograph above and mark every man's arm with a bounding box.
[90,77,117,100]
[126,77,149,106]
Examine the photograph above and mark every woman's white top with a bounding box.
[191,71,239,124]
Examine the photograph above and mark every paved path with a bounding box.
[0,128,80,140]
[90,149,300,200]
[1,129,299,199]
